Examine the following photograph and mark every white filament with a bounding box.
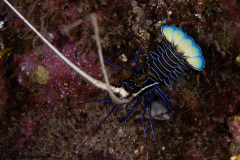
[90,13,131,104]
[4,0,132,104]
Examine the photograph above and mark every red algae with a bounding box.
[19,42,101,106]
[185,146,203,160]
[228,115,240,143]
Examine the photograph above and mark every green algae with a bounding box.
[236,55,240,63]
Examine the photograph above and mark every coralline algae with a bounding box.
[19,42,101,106]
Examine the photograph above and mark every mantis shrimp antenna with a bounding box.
[3,0,132,104]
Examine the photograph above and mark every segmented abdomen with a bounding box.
[147,44,186,86]
[147,25,205,87]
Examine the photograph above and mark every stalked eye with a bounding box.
[161,25,205,71]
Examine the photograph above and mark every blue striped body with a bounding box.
[147,25,205,87]
[104,25,205,136]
